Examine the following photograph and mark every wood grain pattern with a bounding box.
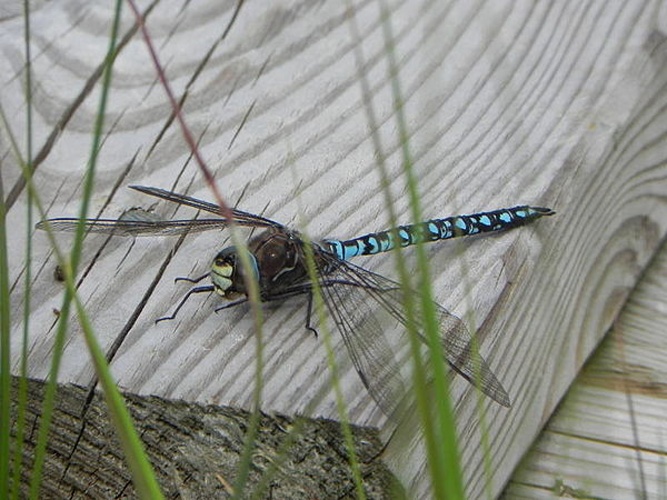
[4,1,667,498]
[504,240,667,499]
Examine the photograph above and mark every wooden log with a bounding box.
[8,376,397,498]
[4,1,667,497]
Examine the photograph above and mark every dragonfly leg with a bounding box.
[175,272,209,284]
[156,285,215,323]
[304,291,318,338]
[214,298,249,313]
[260,284,319,337]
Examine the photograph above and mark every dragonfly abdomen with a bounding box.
[325,206,554,260]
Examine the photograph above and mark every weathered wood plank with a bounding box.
[504,239,667,499]
[4,1,667,498]
[9,376,397,499]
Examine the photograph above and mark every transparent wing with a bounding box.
[35,216,232,236]
[317,276,408,419]
[129,186,281,228]
[317,254,511,416]
[36,186,283,236]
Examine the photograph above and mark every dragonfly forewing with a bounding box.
[35,216,232,236]
[36,186,283,236]
[129,185,280,229]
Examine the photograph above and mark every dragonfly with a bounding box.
[37,185,554,417]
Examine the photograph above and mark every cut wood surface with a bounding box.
[3,1,667,498]
[504,238,667,499]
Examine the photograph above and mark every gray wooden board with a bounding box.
[504,239,667,499]
[3,1,667,498]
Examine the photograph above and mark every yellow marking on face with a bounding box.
[211,262,234,294]
[217,264,233,278]
[213,277,232,296]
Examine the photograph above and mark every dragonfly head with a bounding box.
[211,246,259,300]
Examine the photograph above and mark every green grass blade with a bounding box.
[346,1,465,497]
[230,234,265,499]
[10,2,36,498]
[0,161,12,500]
[378,2,463,493]
[11,2,164,497]
[72,294,164,499]
[288,160,367,499]
[299,238,367,500]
